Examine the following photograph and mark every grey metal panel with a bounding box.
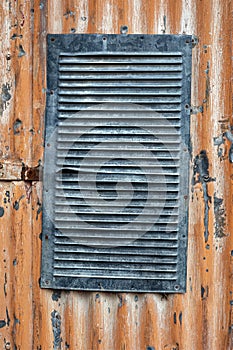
[41,34,192,293]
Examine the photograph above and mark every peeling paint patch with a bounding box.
[4,273,7,296]
[0,83,11,115]
[160,293,168,301]
[179,312,182,326]
[228,144,233,163]
[13,195,25,211]
[14,315,20,326]
[52,291,61,302]
[147,347,155,350]
[13,119,22,135]
[201,285,209,300]
[6,308,10,326]
[213,134,225,159]
[214,130,233,162]
[13,201,19,210]
[1,84,11,103]
[0,207,5,217]
[204,61,211,108]
[193,150,214,184]
[51,310,62,349]
[63,10,75,18]
[225,130,233,163]
[11,33,23,40]
[214,195,227,238]
[202,181,210,242]
[117,294,126,308]
[193,150,214,242]
[190,105,203,115]
[36,200,42,220]
[162,15,166,33]
[18,45,26,57]
[213,134,224,146]
[5,191,10,203]
[0,320,6,328]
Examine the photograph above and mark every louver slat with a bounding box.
[41,34,192,292]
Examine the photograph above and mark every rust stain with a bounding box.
[21,164,42,181]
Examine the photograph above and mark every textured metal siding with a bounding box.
[0,0,232,349]
[41,34,191,292]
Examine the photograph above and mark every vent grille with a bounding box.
[41,34,192,292]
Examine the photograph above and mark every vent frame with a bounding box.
[41,34,192,293]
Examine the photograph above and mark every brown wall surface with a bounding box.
[0,1,232,349]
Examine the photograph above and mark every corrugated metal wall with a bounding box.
[0,1,232,349]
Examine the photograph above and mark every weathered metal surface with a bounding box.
[41,34,192,292]
[0,0,232,349]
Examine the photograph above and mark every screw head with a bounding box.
[120,25,128,34]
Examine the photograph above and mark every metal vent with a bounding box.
[41,34,192,292]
